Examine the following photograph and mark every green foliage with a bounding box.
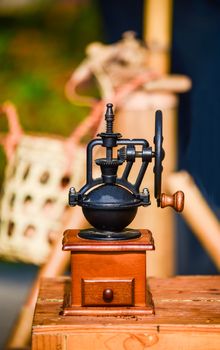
[0,1,103,183]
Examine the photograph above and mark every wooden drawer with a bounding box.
[81,278,134,306]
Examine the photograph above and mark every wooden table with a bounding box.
[32,276,220,350]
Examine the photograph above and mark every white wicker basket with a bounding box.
[0,102,99,265]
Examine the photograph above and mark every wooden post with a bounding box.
[115,94,178,277]
[144,0,173,74]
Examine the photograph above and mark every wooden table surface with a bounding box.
[32,276,220,350]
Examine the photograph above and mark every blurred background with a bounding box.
[0,1,102,347]
[0,0,219,348]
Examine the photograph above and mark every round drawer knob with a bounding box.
[103,288,113,302]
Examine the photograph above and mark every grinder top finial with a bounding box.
[105,103,114,133]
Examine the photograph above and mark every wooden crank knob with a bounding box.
[103,288,114,302]
[160,191,184,212]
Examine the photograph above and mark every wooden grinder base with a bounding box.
[62,229,155,316]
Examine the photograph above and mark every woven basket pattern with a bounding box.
[0,134,85,264]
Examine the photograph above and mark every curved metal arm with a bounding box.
[86,139,102,184]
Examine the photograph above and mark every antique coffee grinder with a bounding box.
[62,103,184,316]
